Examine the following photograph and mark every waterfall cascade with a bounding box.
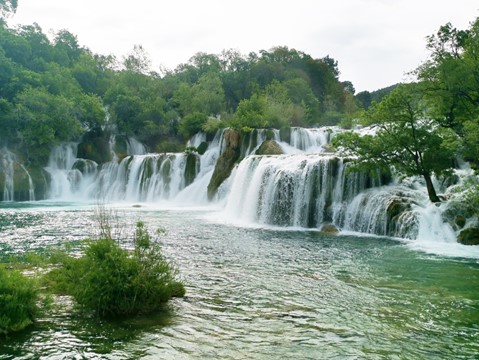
[0,148,35,201]
[2,127,469,244]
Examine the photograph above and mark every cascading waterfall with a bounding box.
[31,127,462,244]
[44,143,83,199]
[0,148,35,201]
[1,149,15,201]
[289,127,335,153]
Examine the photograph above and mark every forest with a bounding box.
[0,1,478,210]
[0,15,367,166]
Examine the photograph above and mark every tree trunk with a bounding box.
[423,172,440,203]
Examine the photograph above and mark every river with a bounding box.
[0,201,478,359]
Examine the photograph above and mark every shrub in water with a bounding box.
[0,267,38,335]
[46,221,185,317]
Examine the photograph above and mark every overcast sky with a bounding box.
[8,0,479,92]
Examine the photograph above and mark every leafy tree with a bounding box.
[334,84,458,202]
[178,112,208,138]
[123,44,152,75]
[0,0,17,17]
[14,87,84,163]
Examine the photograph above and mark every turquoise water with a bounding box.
[0,202,478,359]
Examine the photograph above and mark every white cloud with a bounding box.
[9,0,479,91]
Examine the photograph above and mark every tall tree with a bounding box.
[333,84,458,203]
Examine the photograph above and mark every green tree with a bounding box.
[417,18,479,167]
[14,87,84,163]
[0,0,17,17]
[334,84,458,203]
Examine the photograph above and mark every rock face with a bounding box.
[255,140,284,156]
[457,227,479,245]
[207,129,241,199]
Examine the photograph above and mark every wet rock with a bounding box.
[207,129,241,199]
[185,153,199,187]
[454,215,467,229]
[457,227,479,246]
[255,140,284,156]
[320,224,339,234]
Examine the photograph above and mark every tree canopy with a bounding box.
[0,18,360,165]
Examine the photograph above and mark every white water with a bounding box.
[3,127,474,257]
[0,148,35,201]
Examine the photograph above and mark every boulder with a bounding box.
[255,140,284,156]
[457,227,479,246]
[320,224,339,234]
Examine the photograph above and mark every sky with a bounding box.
[8,0,479,92]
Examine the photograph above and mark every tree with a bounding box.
[0,0,17,17]
[123,44,152,75]
[417,17,479,167]
[333,84,458,203]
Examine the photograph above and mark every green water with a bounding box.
[0,203,478,359]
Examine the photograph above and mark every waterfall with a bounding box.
[126,137,147,155]
[20,126,465,245]
[1,149,15,201]
[0,148,35,201]
[289,127,334,153]
[222,153,447,239]
[44,143,82,199]
[223,154,388,229]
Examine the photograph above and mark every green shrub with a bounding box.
[0,267,38,335]
[44,222,185,317]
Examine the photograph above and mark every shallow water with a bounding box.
[0,202,478,359]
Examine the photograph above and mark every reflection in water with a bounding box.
[0,203,478,359]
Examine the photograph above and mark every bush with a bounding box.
[45,222,185,317]
[0,267,38,335]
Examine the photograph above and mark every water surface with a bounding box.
[0,202,478,359]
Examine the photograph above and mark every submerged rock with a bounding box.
[457,227,479,246]
[320,224,339,234]
[255,140,284,155]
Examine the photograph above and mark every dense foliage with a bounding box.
[45,222,185,317]
[0,266,38,335]
[334,17,479,203]
[0,19,359,166]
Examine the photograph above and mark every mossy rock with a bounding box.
[386,198,410,220]
[197,142,209,155]
[454,215,467,229]
[207,129,241,199]
[255,140,284,156]
[184,153,199,187]
[320,224,339,234]
[457,228,479,246]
